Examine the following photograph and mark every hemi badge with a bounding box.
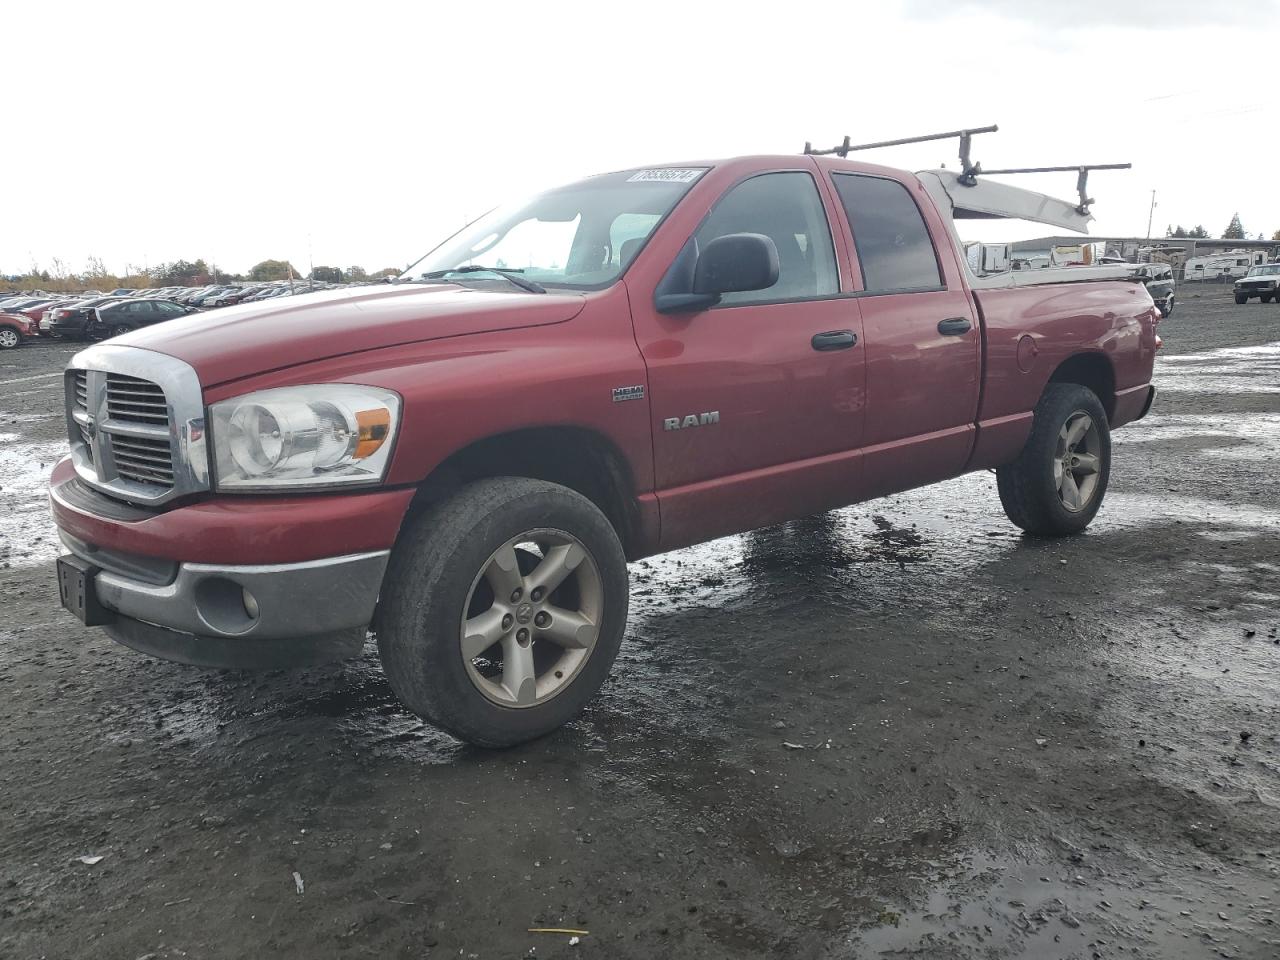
[612,385,645,403]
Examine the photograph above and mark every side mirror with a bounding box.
[653,233,781,314]
[693,233,779,297]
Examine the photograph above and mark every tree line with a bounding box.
[1166,214,1280,242]
[1,257,404,293]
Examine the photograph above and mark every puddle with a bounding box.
[1119,413,1280,462]
[0,436,65,568]
[1156,341,1280,394]
[115,653,468,764]
[852,851,1258,960]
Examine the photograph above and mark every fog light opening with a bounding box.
[242,588,260,621]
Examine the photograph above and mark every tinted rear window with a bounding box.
[832,174,942,293]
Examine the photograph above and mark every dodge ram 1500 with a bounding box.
[50,152,1158,746]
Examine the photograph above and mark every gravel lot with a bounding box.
[2,286,1278,960]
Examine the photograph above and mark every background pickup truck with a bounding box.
[49,153,1160,747]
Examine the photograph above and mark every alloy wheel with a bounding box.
[1054,412,1102,512]
[459,529,603,708]
[0,329,17,348]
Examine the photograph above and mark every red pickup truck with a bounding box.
[49,154,1159,746]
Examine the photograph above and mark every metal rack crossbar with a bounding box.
[802,125,1132,214]
[978,164,1133,215]
[803,125,999,184]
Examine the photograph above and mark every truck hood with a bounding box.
[118,283,587,386]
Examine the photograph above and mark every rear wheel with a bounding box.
[997,383,1111,537]
[1160,295,1174,318]
[377,477,629,747]
[1263,294,1275,304]
[0,328,20,349]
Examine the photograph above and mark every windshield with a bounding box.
[401,167,708,290]
[1247,264,1280,277]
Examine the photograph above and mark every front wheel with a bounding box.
[0,328,20,350]
[1235,294,1249,304]
[997,383,1111,537]
[377,477,629,747]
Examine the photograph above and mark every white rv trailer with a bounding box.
[1183,249,1267,282]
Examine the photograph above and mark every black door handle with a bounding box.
[937,317,972,336]
[811,329,857,351]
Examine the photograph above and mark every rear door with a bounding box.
[823,166,981,498]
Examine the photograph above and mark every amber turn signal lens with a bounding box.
[354,408,392,459]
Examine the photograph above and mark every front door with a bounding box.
[629,167,867,550]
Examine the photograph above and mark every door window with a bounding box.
[693,172,838,306]
[832,174,943,293]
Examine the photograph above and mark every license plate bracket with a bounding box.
[56,555,115,626]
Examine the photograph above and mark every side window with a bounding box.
[832,174,943,293]
[693,172,838,306]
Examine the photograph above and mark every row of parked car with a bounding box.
[0,281,346,349]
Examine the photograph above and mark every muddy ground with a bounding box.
[1,287,1278,960]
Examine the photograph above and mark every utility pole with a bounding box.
[1146,190,1156,243]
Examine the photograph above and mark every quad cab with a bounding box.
[49,127,1159,746]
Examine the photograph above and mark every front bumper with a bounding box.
[61,533,388,669]
[61,530,389,641]
[49,456,414,668]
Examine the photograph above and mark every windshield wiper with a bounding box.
[421,266,546,294]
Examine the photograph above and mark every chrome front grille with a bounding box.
[64,344,210,506]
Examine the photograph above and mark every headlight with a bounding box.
[210,385,400,491]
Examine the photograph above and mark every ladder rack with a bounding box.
[802,125,1131,215]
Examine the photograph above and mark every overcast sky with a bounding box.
[6,0,1278,278]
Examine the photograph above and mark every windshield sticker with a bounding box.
[626,168,704,184]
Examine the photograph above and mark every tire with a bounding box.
[1263,295,1275,304]
[1235,294,1248,304]
[377,477,629,747]
[107,323,132,338]
[0,327,20,349]
[1160,295,1174,318]
[997,383,1111,537]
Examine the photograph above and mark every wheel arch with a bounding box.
[1048,352,1116,420]
[405,425,641,556]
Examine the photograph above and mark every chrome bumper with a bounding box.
[61,535,389,643]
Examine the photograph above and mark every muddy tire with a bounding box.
[376,477,628,748]
[997,383,1111,537]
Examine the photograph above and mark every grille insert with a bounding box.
[106,374,170,426]
[69,369,176,492]
[72,371,93,462]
